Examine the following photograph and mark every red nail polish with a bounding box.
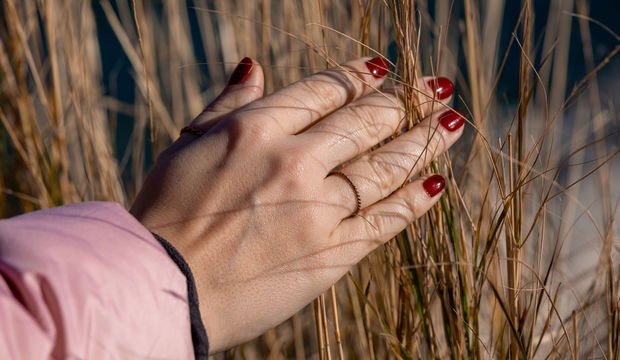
[427,77,454,100]
[423,174,445,197]
[365,57,389,78]
[438,109,465,132]
[228,57,254,85]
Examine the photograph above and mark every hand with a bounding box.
[130,56,463,352]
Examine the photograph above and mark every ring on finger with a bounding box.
[330,171,362,215]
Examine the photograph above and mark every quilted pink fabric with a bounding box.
[0,202,194,359]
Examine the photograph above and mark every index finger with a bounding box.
[237,57,390,135]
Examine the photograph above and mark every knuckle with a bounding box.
[271,148,312,190]
[345,105,380,135]
[419,130,443,161]
[400,189,423,219]
[427,127,443,150]
[345,97,404,140]
[365,202,414,239]
[226,116,273,148]
[398,193,415,215]
[367,152,400,196]
[406,132,436,169]
[363,212,400,243]
[362,215,384,239]
[299,77,344,111]
[245,84,264,99]
[420,122,443,146]
[372,215,393,239]
[408,152,424,173]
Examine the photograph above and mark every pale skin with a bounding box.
[130,57,464,353]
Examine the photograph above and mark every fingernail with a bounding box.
[438,109,465,132]
[228,57,254,85]
[365,57,389,78]
[423,174,445,197]
[426,77,454,100]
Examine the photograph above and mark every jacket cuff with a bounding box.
[152,232,209,358]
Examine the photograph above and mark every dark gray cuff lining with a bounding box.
[152,232,209,359]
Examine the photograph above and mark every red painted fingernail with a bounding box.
[423,174,445,197]
[427,77,454,100]
[228,57,254,85]
[438,109,465,132]
[365,57,389,78]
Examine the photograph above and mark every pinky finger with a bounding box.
[332,174,446,258]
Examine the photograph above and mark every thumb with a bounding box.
[189,57,264,131]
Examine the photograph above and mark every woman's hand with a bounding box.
[130,57,463,352]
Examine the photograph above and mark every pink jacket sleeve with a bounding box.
[0,202,197,359]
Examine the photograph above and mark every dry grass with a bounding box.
[1,1,618,359]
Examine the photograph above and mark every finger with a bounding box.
[301,76,454,169]
[330,174,445,258]
[169,58,264,154]
[236,57,390,135]
[401,76,454,118]
[188,57,265,133]
[324,109,464,217]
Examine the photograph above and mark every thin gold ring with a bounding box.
[330,171,362,215]
[180,125,206,137]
